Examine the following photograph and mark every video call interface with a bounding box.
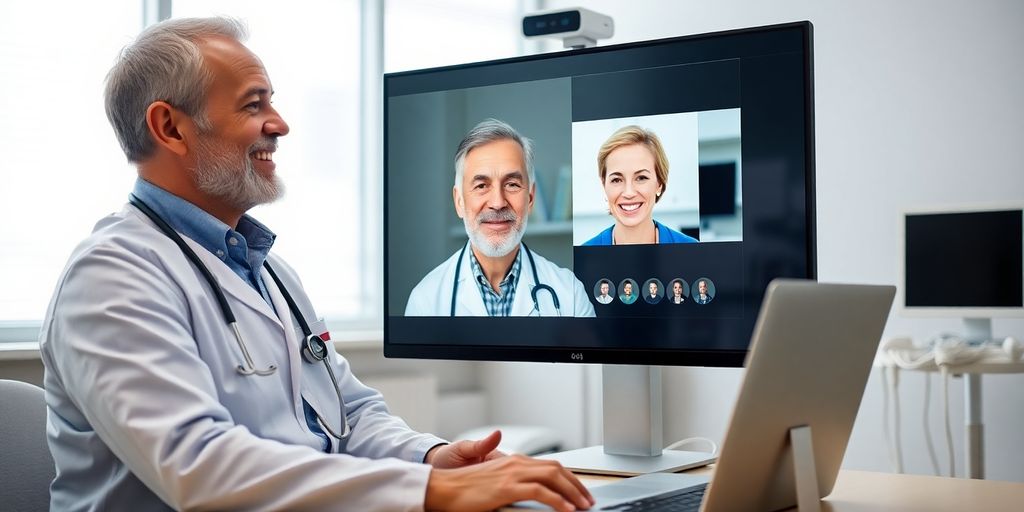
[385,26,814,358]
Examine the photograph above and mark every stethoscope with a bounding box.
[450,242,561,317]
[128,195,350,440]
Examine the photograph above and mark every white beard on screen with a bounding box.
[464,207,527,258]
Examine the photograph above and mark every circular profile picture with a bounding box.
[692,277,716,305]
[618,278,639,304]
[643,278,664,304]
[667,278,689,305]
[593,279,616,305]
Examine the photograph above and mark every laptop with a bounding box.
[519,279,896,511]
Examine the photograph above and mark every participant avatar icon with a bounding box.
[668,278,689,305]
[643,278,664,304]
[618,278,638,304]
[693,277,716,305]
[593,279,615,305]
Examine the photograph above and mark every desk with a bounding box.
[821,469,1024,511]
[505,469,1024,511]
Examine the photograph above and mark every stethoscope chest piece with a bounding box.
[128,194,351,440]
[302,334,330,364]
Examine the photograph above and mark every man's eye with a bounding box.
[244,102,260,112]
[505,182,522,190]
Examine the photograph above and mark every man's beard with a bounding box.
[463,205,527,258]
[191,135,284,212]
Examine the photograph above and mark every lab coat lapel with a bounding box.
[455,243,488,316]
[182,236,285,331]
[512,246,536,316]
[261,266,305,410]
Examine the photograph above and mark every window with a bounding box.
[0,0,525,342]
[0,2,141,329]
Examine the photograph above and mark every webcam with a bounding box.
[522,7,614,49]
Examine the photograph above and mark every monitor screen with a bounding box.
[384,22,816,367]
[698,162,738,217]
[904,208,1024,310]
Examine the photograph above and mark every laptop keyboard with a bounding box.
[600,482,707,511]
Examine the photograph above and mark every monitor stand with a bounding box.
[539,365,716,476]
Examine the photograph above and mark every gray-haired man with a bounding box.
[40,17,593,512]
[405,119,595,318]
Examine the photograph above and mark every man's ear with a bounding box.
[453,186,465,219]
[145,101,191,157]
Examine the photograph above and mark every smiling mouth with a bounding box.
[481,220,513,230]
[618,202,643,213]
[251,150,274,161]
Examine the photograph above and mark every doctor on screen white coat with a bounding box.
[40,205,445,511]
[405,241,596,317]
[402,118,595,318]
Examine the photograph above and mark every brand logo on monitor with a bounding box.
[570,352,584,361]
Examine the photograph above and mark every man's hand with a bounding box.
[426,429,505,469]
[425,454,594,512]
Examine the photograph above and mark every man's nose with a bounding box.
[264,106,290,137]
[486,185,508,209]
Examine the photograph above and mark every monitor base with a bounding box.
[539,445,715,476]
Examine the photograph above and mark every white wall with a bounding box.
[490,0,1024,481]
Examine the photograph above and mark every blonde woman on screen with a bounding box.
[582,125,699,246]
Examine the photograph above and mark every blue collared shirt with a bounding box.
[131,179,277,305]
[131,179,330,451]
[469,246,522,316]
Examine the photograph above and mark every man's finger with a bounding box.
[470,429,502,456]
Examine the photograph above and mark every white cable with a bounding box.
[940,366,955,477]
[879,365,897,472]
[665,437,718,457]
[890,366,904,473]
[921,371,940,475]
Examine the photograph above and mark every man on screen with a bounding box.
[596,280,613,304]
[405,119,595,317]
[695,279,714,305]
[645,280,663,304]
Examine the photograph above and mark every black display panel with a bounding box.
[384,22,816,366]
[905,210,1024,308]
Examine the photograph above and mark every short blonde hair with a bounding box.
[597,125,669,202]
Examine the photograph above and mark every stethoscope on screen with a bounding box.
[128,195,351,440]
[450,242,561,317]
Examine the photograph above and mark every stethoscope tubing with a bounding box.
[128,194,350,440]
[450,242,561,317]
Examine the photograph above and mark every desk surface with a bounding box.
[506,469,1024,511]
[820,470,1024,512]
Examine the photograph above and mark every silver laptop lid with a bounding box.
[703,279,895,511]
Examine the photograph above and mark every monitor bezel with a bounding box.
[898,202,1024,318]
[382,21,817,367]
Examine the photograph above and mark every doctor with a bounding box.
[406,119,595,318]
[39,17,592,512]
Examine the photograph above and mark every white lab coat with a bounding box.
[405,242,596,317]
[40,204,443,511]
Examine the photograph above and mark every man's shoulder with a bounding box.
[527,248,578,283]
[66,207,167,269]
[408,249,462,297]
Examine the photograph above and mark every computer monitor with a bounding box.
[384,21,816,473]
[900,203,1024,341]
